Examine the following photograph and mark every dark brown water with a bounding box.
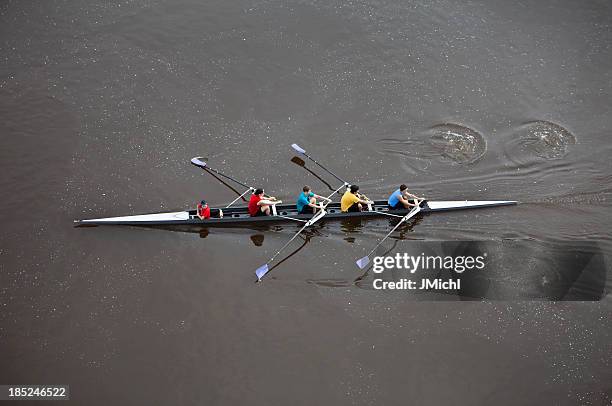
[1,0,611,404]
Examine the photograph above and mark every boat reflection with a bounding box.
[350,240,607,301]
[309,217,423,288]
[340,218,365,243]
[341,214,423,243]
[257,231,316,281]
[290,156,334,190]
[200,230,266,248]
[138,214,424,249]
[249,234,265,247]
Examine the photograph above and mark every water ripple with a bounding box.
[379,123,487,170]
[503,120,576,165]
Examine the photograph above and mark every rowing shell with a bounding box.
[74,200,516,227]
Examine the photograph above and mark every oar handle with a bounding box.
[226,187,255,208]
[358,193,374,203]
[325,182,350,201]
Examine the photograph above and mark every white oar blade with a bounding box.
[190,157,207,168]
[356,256,370,269]
[291,143,306,154]
[255,264,270,281]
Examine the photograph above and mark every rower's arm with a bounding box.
[401,196,422,207]
[398,195,410,205]
[259,199,280,205]
[314,194,332,202]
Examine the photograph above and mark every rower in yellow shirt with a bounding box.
[341,185,373,212]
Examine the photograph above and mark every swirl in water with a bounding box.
[427,124,487,164]
[504,120,576,164]
[378,123,487,171]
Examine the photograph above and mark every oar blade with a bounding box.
[255,264,270,281]
[190,157,207,168]
[356,256,370,269]
[291,143,306,154]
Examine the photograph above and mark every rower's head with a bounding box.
[400,184,408,191]
[254,188,264,196]
[303,185,311,193]
[200,200,207,207]
[350,185,359,194]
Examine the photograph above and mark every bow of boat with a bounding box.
[424,200,517,211]
[74,211,191,226]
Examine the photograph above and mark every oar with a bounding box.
[255,208,328,281]
[225,188,255,208]
[191,157,259,208]
[290,156,334,191]
[291,144,349,185]
[355,204,422,269]
[354,239,399,284]
[254,233,312,281]
[191,157,251,189]
[254,182,346,281]
[196,163,249,202]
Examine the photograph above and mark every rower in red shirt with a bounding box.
[197,200,223,220]
[248,188,278,216]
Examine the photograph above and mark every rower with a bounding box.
[248,188,278,217]
[197,200,223,220]
[341,185,372,213]
[387,184,422,210]
[296,185,329,215]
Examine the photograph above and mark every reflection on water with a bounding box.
[309,217,423,288]
[348,240,607,301]
[306,278,351,288]
[250,234,265,247]
[340,217,365,242]
[259,233,312,280]
[290,156,334,191]
[340,215,424,244]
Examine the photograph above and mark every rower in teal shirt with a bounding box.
[296,185,328,214]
